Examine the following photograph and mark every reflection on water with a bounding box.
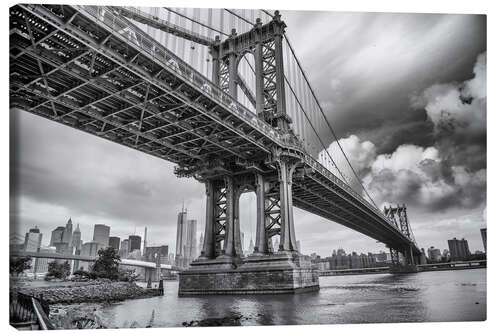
[100,269,486,327]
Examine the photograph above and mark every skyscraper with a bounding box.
[175,207,197,267]
[480,228,486,252]
[72,223,82,252]
[247,237,254,255]
[175,209,187,259]
[128,235,142,253]
[109,236,121,251]
[50,226,65,246]
[448,238,471,261]
[80,241,104,270]
[185,219,197,261]
[24,226,42,252]
[93,224,110,247]
[62,218,73,245]
[240,231,245,253]
[198,233,204,256]
[119,239,129,258]
[427,246,442,262]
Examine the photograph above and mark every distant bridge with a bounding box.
[10,250,181,271]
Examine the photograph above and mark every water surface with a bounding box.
[100,269,486,327]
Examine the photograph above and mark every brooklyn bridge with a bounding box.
[10,5,422,294]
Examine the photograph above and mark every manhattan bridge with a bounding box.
[10,5,422,294]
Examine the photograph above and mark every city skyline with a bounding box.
[9,9,486,258]
[12,216,486,259]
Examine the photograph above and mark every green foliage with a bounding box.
[90,247,121,280]
[46,261,71,280]
[10,256,32,276]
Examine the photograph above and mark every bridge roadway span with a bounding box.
[10,4,418,256]
[10,250,179,271]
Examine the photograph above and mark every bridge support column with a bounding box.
[254,24,264,115]
[277,159,298,252]
[179,168,318,295]
[253,173,268,254]
[389,248,418,274]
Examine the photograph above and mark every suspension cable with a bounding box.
[161,8,377,206]
[260,10,378,207]
[282,34,378,207]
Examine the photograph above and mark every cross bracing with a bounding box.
[10,4,420,255]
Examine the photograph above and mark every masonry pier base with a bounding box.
[178,252,319,296]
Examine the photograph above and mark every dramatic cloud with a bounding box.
[411,52,486,171]
[365,144,485,211]
[320,51,486,217]
[284,11,486,153]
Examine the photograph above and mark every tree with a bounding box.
[45,261,71,280]
[10,256,32,276]
[91,247,121,280]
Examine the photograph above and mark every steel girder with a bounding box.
[10,4,281,169]
[10,4,420,256]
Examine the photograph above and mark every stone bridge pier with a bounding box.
[178,154,319,295]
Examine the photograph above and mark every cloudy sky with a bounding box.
[10,9,486,257]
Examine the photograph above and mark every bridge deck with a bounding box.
[10,4,419,255]
[10,250,177,270]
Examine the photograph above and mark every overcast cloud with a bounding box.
[10,9,486,257]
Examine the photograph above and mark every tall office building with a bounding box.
[175,209,187,258]
[119,239,129,258]
[24,226,42,252]
[35,246,56,274]
[109,236,121,251]
[24,226,43,273]
[448,238,471,260]
[50,226,65,246]
[198,233,204,256]
[93,224,110,247]
[80,241,104,270]
[246,237,254,255]
[296,240,301,253]
[128,235,142,254]
[175,208,197,267]
[273,237,280,252]
[72,224,82,252]
[62,218,73,245]
[240,232,245,253]
[427,246,442,262]
[480,228,487,252]
[185,219,197,260]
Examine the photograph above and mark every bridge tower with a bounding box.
[178,11,319,295]
[384,205,419,272]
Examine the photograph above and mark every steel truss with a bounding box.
[10,4,421,260]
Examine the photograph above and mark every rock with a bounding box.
[18,280,163,305]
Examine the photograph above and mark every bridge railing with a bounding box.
[292,148,412,241]
[79,6,283,146]
[10,291,54,330]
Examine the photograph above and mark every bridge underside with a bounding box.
[10,4,421,294]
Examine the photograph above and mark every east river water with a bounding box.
[97,269,486,327]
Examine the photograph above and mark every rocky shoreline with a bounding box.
[16,280,163,304]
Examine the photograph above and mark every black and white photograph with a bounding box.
[7,1,491,330]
